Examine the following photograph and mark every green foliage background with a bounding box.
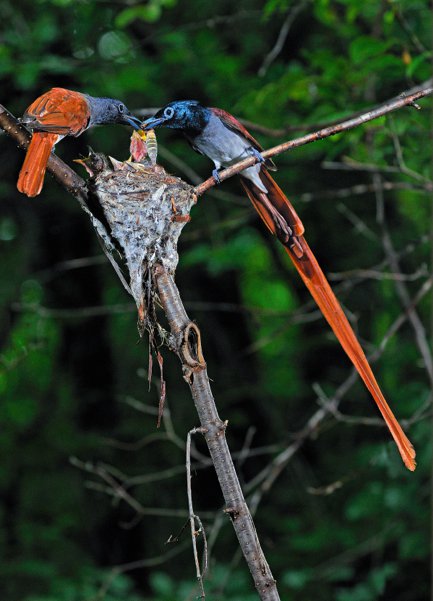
[0,1,431,599]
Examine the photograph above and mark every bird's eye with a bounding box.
[118,103,126,114]
[164,107,174,119]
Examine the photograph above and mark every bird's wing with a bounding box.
[210,107,276,171]
[23,88,91,136]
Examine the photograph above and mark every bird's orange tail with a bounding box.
[241,171,416,471]
[17,132,58,197]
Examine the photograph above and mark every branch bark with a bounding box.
[195,79,433,195]
[0,104,137,291]
[154,265,280,600]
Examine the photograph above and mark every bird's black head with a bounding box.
[87,96,141,129]
[142,100,210,135]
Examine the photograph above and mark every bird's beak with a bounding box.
[141,116,167,130]
[124,116,142,130]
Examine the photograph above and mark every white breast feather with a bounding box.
[194,114,266,191]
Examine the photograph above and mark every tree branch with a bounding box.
[186,426,208,598]
[0,104,135,292]
[154,265,280,600]
[194,79,433,196]
[258,0,309,77]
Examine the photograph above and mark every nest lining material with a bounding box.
[90,162,196,317]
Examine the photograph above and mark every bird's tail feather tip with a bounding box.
[404,456,416,472]
[402,443,416,471]
[17,132,57,197]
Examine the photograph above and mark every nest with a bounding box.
[84,154,196,331]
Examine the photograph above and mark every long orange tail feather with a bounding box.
[17,132,58,197]
[241,172,416,471]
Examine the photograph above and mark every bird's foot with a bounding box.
[288,237,304,259]
[212,168,222,184]
[247,147,265,164]
[272,212,304,258]
[273,212,293,243]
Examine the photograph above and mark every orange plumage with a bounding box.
[241,170,416,471]
[17,88,91,197]
[17,87,140,197]
[23,88,91,136]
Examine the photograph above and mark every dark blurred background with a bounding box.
[0,1,431,599]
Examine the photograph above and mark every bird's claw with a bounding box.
[272,212,304,259]
[212,168,222,184]
[248,147,265,164]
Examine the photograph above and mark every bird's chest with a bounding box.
[191,118,250,168]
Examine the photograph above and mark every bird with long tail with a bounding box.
[143,100,416,471]
[17,87,141,197]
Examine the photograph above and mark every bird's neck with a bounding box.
[85,96,113,125]
[181,107,211,139]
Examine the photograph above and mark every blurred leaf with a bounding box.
[349,37,391,64]
[406,51,432,78]
[98,31,135,63]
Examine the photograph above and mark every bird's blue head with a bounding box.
[142,100,210,135]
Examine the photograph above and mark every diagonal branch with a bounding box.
[374,173,433,384]
[154,266,280,600]
[194,79,433,196]
[0,104,88,206]
[0,104,132,293]
[258,0,309,77]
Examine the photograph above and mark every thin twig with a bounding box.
[154,265,280,601]
[300,180,431,203]
[12,301,136,319]
[70,457,147,525]
[258,0,309,76]
[388,0,427,53]
[245,277,431,504]
[374,173,433,384]
[194,80,433,196]
[388,117,433,184]
[328,266,428,283]
[186,427,208,598]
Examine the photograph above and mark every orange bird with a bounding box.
[143,101,416,471]
[17,87,141,197]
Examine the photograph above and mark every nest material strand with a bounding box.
[88,158,196,323]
